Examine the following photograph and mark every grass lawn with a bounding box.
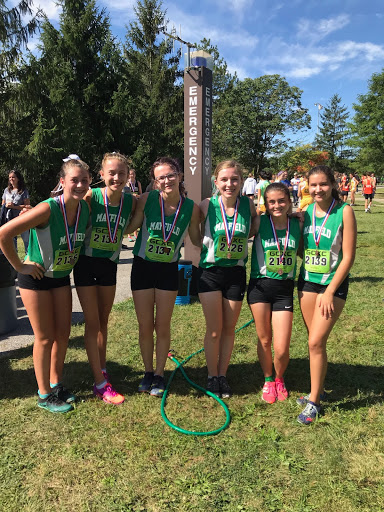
[1,196,383,511]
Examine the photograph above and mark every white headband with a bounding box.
[63,154,80,162]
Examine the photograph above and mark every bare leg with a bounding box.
[199,291,223,376]
[20,286,71,395]
[249,302,273,377]
[271,310,293,379]
[299,291,345,403]
[132,289,155,373]
[76,286,105,385]
[218,298,243,376]
[49,286,72,384]
[96,285,116,369]
[153,288,178,376]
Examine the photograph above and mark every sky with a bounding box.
[25,0,384,145]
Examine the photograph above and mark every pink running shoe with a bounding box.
[262,381,277,404]
[275,379,288,401]
[93,383,125,405]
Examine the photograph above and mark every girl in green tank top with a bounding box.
[199,160,257,398]
[248,182,302,405]
[75,153,135,406]
[297,165,356,425]
[125,157,201,397]
[0,156,91,414]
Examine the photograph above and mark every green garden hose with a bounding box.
[235,318,254,333]
[161,349,231,436]
[160,319,254,436]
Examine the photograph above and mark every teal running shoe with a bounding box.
[38,394,73,413]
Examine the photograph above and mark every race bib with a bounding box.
[304,249,330,273]
[266,249,296,274]
[216,235,246,260]
[90,227,120,252]
[145,237,175,262]
[53,246,81,271]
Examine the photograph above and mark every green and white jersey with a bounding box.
[26,197,89,278]
[82,188,133,263]
[258,180,270,206]
[133,190,194,263]
[199,195,251,269]
[300,202,346,285]
[250,215,301,280]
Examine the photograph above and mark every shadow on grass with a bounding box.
[2,346,382,411]
[348,276,383,283]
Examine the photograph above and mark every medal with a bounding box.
[160,193,182,242]
[312,199,335,254]
[104,189,124,244]
[59,195,80,255]
[69,256,76,266]
[269,216,290,274]
[219,196,239,260]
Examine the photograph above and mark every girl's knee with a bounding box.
[308,338,326,353]
[258,337,272,349]
[34,337,54,349]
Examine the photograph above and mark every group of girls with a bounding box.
[0,156,356,425]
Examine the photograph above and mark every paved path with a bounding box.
[0,242,135,357]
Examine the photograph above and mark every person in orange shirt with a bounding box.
[363,174,374,212]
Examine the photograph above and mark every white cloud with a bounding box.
[297,14,350,44]
[252,35,384,82]
[34,0,61,21]
[165,4,258,52]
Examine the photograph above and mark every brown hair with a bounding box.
[7,170,26,194]
[51,158,90,197]
[308,165,341,202]
[151,157,185,197]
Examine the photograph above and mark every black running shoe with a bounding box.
[138,372,154,393]
[206,376,220,397]
[51,383,77,403]
[218,376,233,399]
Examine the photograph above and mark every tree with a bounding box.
[348,70,384,176]
[0,0,42,79]
[6,0,123,201]
[214,75,311,172]
[120,0,183,185]
[314,94,350,170]
[279,144,329,174]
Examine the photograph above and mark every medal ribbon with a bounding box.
[312,199,335,249]
[59,195,80,253]
[219,197,239,249]
[103,189,124,243]
[269,216,290,265]
[129,180,135,193]
[160,193,182,242]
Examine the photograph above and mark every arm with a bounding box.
[248,198,259,238]
[124,193,148,234]
[138,181,143,195]
[318,205,357,319]
[0,202,50,278]
[188,204,202,248]
[198,198,210,238]
[256,187,262,215]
